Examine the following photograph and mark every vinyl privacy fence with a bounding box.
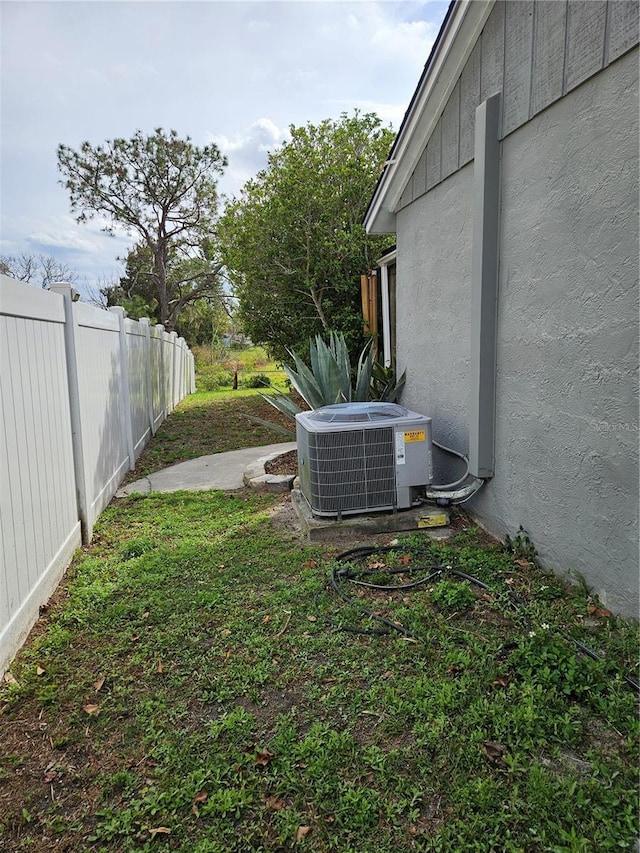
[0,275,195,675]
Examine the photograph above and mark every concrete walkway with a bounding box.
[116,442,297,496]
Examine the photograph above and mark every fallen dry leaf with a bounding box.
[82,703,100,716]
[221,628,232,636]
[3,672,17,686]
[304,559,318,569]
[588,604,612,618]
[191,790,208,816]
[157,661,164,674]
[295,825,311,843]
[94,676,105,691]
[36,666,45,676]
[483,741,506,764]
[367,561,386,569]
[399,554,411,565]
[265,795,286,811]
[254,749,275,767]
[515,558,531,567]
[262,615,271,624]
[492,677,509,688]
[148,827,171,838]
[306,615,317,622]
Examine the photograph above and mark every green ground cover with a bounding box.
[123,345,294,481]
[1,396,638,852]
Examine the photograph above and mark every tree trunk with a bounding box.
[153,243,170,328]
[309,284,329,330]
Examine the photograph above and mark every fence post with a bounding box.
[156,324,167,423]
[177,339,183,402]
[169,332,178,411]
[139,318,156,436]
[49,282,90,544]
[109,307,135,471]
[181,339,187,399]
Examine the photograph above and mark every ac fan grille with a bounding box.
[305,427,396,513]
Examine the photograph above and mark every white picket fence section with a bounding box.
[0,275,195,675]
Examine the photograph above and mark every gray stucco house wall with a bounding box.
[365,0,639,616]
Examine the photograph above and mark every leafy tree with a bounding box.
[57,128,227,331]
[0,253,79,288]
[99,242,231,346]
[218,112,395,363]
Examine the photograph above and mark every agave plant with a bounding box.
[249,332,406,437]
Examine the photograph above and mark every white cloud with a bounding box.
[27,230,98,254]
[368,15,438,60]
[1,0,449,281]
[209,118,291,196]
[248,19,271,33]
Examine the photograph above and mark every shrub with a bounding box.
[196,366,235,392]
[253,332,406,436]
[244,373,271,389]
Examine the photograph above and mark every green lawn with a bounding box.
[122,346,297,483]
[124,392,295,482]
[1,399,638,852]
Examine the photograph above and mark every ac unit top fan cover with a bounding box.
[305,402,410,426]
[296,402,433,517]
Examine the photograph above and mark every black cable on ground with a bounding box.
[313,543,640,694]
[315,544,503,640]
[561,632,640,693]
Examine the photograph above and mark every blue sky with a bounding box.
[1,0,449,294]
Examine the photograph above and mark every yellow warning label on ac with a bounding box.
[404,430,425,442]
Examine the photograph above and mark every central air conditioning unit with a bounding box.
[296,402,433,517]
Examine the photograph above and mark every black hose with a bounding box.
[314,544,640,694]
[315,544,498,639]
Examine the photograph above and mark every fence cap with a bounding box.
[50,282,81,302]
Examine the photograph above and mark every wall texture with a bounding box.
[474,48,639,614]
[397,0,639,212]
[396,163,474,485]
[395,49,639,615]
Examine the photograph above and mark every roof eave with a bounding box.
[364,0,494,235]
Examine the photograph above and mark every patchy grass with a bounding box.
[1,490,638,852]
[124,344,296,482]
[192,344,288,393]
[124,393,294,481]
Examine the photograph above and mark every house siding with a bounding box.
[396,163,474,485]
[395,48,639,615]
[396,0,639,211]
